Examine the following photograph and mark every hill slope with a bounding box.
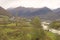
[0,7,11,17]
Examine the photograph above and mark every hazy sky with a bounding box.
[0,0,60,9]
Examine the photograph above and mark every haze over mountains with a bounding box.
[0,6,60,21]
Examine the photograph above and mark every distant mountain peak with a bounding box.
[41,7,49,9]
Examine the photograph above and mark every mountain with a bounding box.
[7,7,60,21]
[7,7,52,17]
[0,7,11,17]
[53,8,60,16]
[7,7,39,16]
[27,7,52,16]
[39,8,60,21]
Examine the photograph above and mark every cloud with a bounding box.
[0,0,17,8]
[0,0,60,9]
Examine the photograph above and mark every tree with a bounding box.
[49,21,60,30]
[31,16,42,28]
